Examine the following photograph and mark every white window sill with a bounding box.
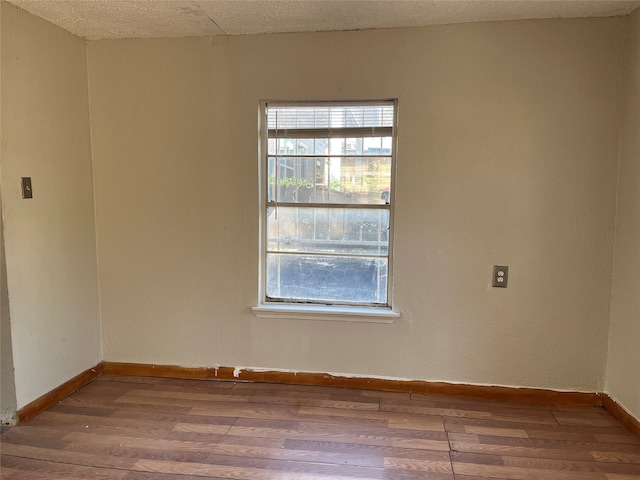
[251,304,399,323]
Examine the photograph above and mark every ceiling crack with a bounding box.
[191,0,227,36]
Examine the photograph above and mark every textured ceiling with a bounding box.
[7,0,640,40]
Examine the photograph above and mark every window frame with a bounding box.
[256,99,399,314]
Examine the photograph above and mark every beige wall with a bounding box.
[88,18,625,392]
[606,9,640,420]
[1,0,636,419]
[0,2,17,425]
[1,2,101,409]
[1,188,17,424]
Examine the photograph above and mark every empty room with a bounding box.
[1,0,639,478]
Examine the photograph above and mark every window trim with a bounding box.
[256,99,399,313]
[251,304,399,323]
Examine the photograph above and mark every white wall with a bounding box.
[606,9,640,420]
[88,17,625,392]
[1,2,101,409]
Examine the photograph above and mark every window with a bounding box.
[259,100,397,308]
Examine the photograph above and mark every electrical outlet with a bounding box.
[21,177,33,199]
[492,265,508,288]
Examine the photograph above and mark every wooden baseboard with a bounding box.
[603,394,640,440]
[17,362,104,424]
[20,361,638,438]
[103,361,209,379]
[102,361,601,406]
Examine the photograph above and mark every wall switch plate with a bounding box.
[492,265,508,287]
[21,177,33,199]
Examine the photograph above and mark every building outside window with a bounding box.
[259,100,397,308]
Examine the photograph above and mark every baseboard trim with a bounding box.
[103,361,209,380]
[17,362,104,424]
[102,361,601,406]
[602,394,640,439]
[17,361,640,440]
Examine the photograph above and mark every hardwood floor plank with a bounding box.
[499,454,640,475]
[390,437,452,451]
[552,411,622,428]
[125,388,252,403]
[595,434,640,445]
[295,418,449,443]
[60,395,194,415]
[124,472,227,480]
[448,432,640,459]
[0,468,18,479]
[591,451,640,464]
[454,449,640,475]
[156,377,236,390]
[133,457,385,479]
[190,402,307,422]
[99,380,242,399]
[115,394,249,410]
[462,426,530,438]
[0,443,137,470]
[227,422,450,451]
[453,476,500,480]
[444,417,529,438]
[172,422,232,435]
[297,405,445,431]
[380,401,493,420]
[383,472,454,480]
[0,425,71,441]
[407,392,532,409]
[195,402,391,428]
[383,456,453,473]
[449,435,597,461]
[1,456,128,480]
[106,376,162,385]
[488,407,559,426]
[230,417,300,429]
[131,458,205,476]
[453,462,611,479]
[161,431,228,444]
[444,415,528,429]
[200,450,377,474]
[49,403,117,417]
[65,441,214,464]
[385,396,492,413]
[109,408,237,426]
[61,431,222,453]
[248,393,380,410]
[283,438,448,460]
[525,424,632,443]
[360,390,411,401]
[0,430,71,450]
[213,441,385,467]
[218,433,286,448]
[35,410,176,435]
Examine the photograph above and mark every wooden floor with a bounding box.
[1,375,640,479]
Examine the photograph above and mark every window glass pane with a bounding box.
[267,157,319,203]
[267,207,389,255]
[267,156,391,205]
[269,137,391,157]
[266,254,388,304]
